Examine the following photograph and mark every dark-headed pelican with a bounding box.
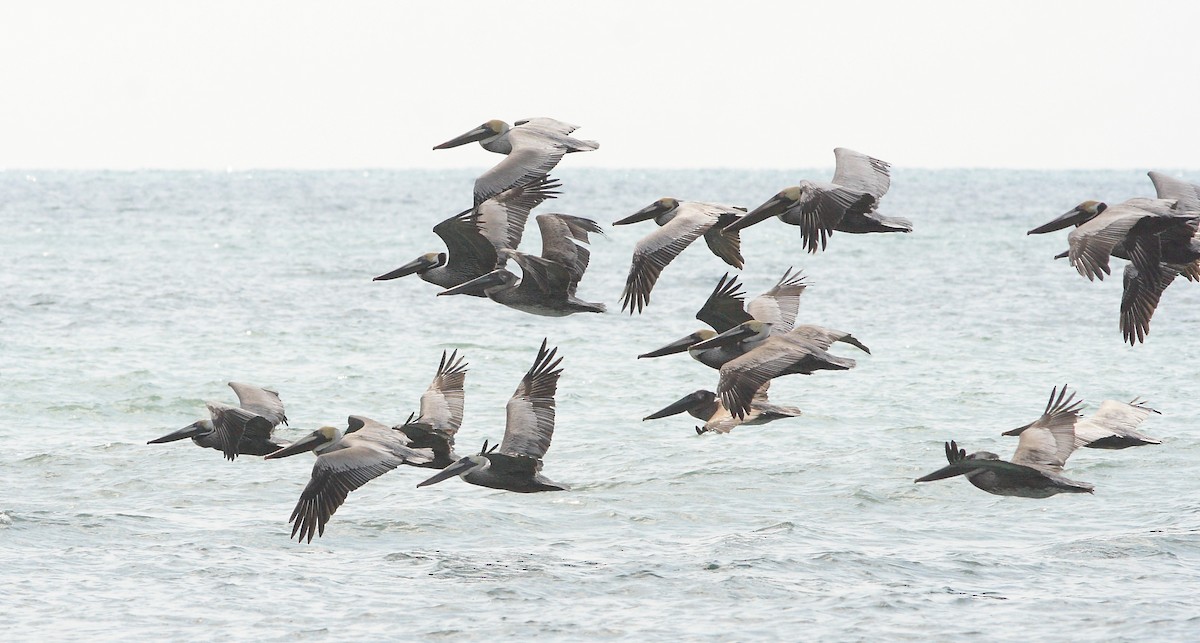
[644,382,802,434]
[148,382,288,460]
[916,386,1093,498]
[724,148,911,252]
[433,118,597,206]
[374,177,560,294]
[416,340,567,493]
[396,350,469,468]
[615,199,745,314]
[438,214,606,316]
[264,418,433,542]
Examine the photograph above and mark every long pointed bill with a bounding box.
[613,202,668,225]
[723,195,787,234]
[147,424,208,444]
[643,394,701,421]
[1027,208,1088,235]
[914,463,971,483]
[1001,422,1033,436]
[432,124,493,150]
[416,457,476,487]
[638,332,703,359]
[263,431,325,460]
[374,257,434,281]
[689,325,752,351]
[438,270,505,297]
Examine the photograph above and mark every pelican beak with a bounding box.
[613,201,669,225]
[1001,422,1032,436]
[1027,207,1090,235]
[638,332,703,359]
[1053,250,1069,260]
[438,270,505,297]
[374,256,435,281]
[689,325,751,351]
[432,124,493,150]
[914,463,969,483]
[147,424,207,444]
[643,394,701,421]
[416,457,476,487]
[263,431,325,460]
[723,193,788,234]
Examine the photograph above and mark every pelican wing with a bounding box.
[619,206,716,314]
[1148,171,1200,212]
[537,213,603,292]
[696,273,753,333]
[831,148,891,199]
[507,251,573,299]
[419,350,468,436]
[473,128,566,206]
[514,117,580,136]
[346,415,391,433]
[228,382,287,427]
[716,338,847,419]
[703,213,744,269]
[793,180,874,253]
[433,209,499,277]
[1074,398,1160,448]
[500,340,563,460]
[1010,386,1083,473]
[1066,205,1149,281]
[206,402,258,461]
[475,176,562,260]
[746,268,808,334]
[1120,259,1179,345]
[288,443,402,543]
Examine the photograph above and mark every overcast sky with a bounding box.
[1,1,1196,170]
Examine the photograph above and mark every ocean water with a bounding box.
[3,168,1200,640]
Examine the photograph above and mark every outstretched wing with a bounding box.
[747,267,808,334]
[1148,171,1200,212]
[696,273,753,333]
[620,206,715,314]
[228,382,287,427]
[206,402,258,461]
[1010,385,1083,473]
[500,340,563,460]
[420,350,468,436]
[473,129,566,206]
[1066,205,1149,281]
[537,213,603,293]
[1120,260,1179,345]
[702,212,744,269]
[475,175,562,260]
[433,209,498,277]
[287,444,404,543]
[831,148,891,200]
[793,180,874,253]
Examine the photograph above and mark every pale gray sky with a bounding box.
[1,1,1196,169]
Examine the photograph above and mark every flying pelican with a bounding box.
[688,321,869,419]
[395,350,468,469]
[638,269,809,365]
[643,383,802,434]
[416,340,568,493]
[615,198,745,314]
[1004,397,1161,450]
[432,118,598,206]
[438,214,606,316]
[915,386,1093,498]
[723,148,912,253]
[373,177,561,293]
[148,382,288,460]
[1028,193,1200,343]
[264,417,433,542]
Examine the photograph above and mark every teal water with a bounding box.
[3,168,1199,640]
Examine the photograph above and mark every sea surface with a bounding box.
[3,168,1200,641]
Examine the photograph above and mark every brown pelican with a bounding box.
[638,269,809,365]
[395,350,468,469]
[916,386,1093,498]
[688,321,869,419]
[264,417,433,542]
[723,148,912,252]
[1028,192,1200,344]
[432,118,597,206]
[615,199,745,314]
[438,214,606,316]
[373,177,560,294]
[1004,397,1161,450]
[643,383,802,434]
[148,382,288,460]
[416,340,567,493]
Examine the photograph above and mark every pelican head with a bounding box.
[263,426,341,459]
[637,329,715,359]
[437,268,516,297]
[613,197,680,226]
[689,320,772,351]
[373,252,446,281]
[416,440,497,487]
[724,186,803,234]
[643,390,717,421]
[432,119,509,150]
[147,419,213,445]
[1027,200,1107,235]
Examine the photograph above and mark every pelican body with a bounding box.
[148,382,288,460]
[644,386,802,434]
[433,118,597,206]
[916,386,1094,498]
[417,340,568,493]
[724,148,911,252]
